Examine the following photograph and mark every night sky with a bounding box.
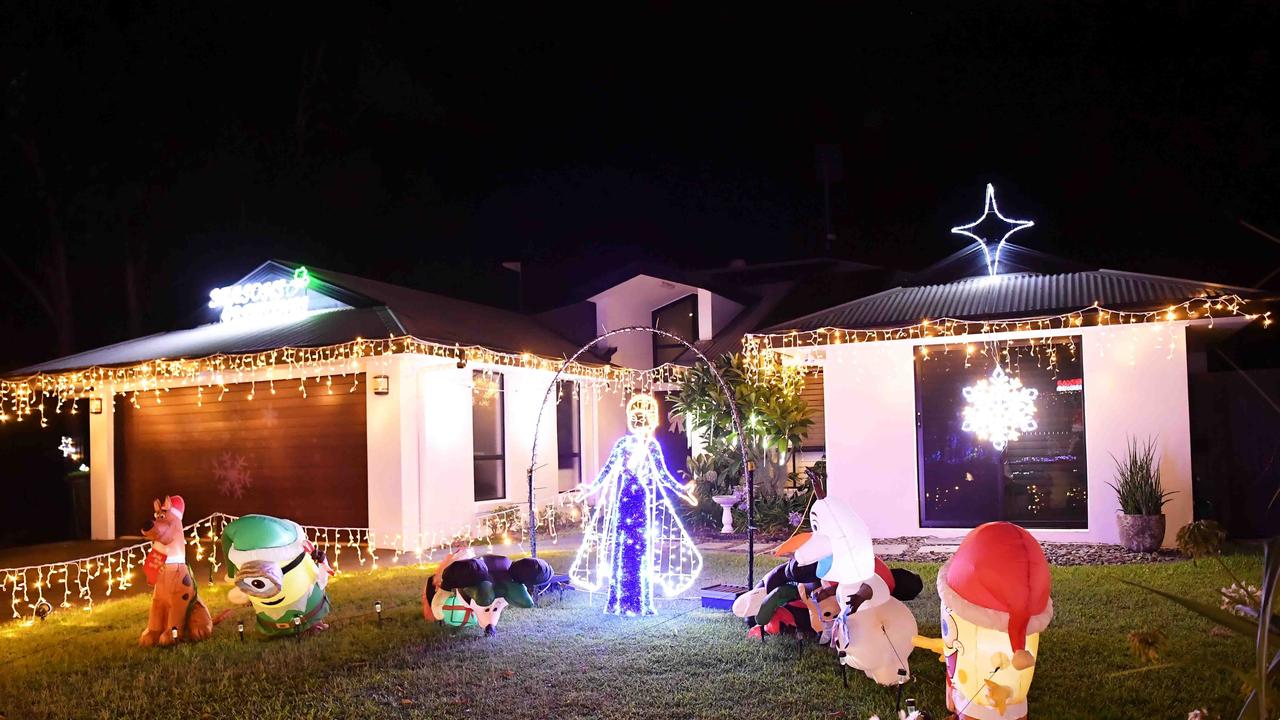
[2,2,1279,368]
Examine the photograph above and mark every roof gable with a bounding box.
[195,260,366,326]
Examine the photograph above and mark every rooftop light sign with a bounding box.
[209,267,312,323]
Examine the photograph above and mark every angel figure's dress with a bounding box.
[569,394,703,615]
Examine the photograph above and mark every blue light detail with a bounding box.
[569,431,703,617]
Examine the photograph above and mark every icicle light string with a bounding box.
[0,497,585,628]
[743,295,1268,376]
[0,335,688,425]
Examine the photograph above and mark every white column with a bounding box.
[365,355,423,549]
[499,368,558,510]
[418,364,474,548]
[89,397,116,539]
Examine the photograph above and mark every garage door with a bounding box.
[114,374,368,535]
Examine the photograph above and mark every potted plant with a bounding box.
[1107,436,1175,552]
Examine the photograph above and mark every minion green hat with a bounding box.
[221,514,308,578]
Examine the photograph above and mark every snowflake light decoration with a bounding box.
[961,365,1038,451]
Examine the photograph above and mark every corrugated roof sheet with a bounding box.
[767,270,1268,333]
[306,267,588,359]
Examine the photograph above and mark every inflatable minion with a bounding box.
[221,515,332,637]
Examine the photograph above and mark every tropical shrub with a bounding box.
[668,352,813,501]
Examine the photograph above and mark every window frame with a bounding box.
[555,381,582,491]
[913,336,1089,530]
[472,370,506,502]
[651,294,699,366]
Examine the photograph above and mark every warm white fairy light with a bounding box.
[961,364,1039,451]
[742,295,1267,381]
[0,497,586,629]
[0,335,685,426]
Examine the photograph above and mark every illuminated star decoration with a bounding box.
[58,436,78,459]
[950,183,1035,275]
[961,365,1038,451]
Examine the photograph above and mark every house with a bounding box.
[3,247,1270,552]
[513,255,888,469]
[753,259,1272,547]
[2,261,692,549]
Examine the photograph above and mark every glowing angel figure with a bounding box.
[569,393,703,615]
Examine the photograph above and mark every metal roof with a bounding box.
[10,307,404,375]
[766,269,1269,333]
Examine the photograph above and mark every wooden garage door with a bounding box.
[114,375,368,535]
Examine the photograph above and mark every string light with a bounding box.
[57,436,79,460]
[0,334,686,426]
[743,295,1267,379]
[569,393,703,616]
[0,497,587,628]
[950,184,1035,276]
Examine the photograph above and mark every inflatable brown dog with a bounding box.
[138,495,213,646]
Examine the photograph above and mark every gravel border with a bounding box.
[871,535,1181,566]
[696,533,1182,566]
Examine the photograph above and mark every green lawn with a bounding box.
[0,549,1261,720]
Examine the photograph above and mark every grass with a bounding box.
[0,548,1263,720]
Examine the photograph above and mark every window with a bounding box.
[556,381,581,492]
[472,371,505,501]
[652,294,698,366]
[915,337,1088,529]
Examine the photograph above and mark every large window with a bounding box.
[915,337,1088,529]
[652,294,698,366]
[472,371,505,501]
[556,381,581,492]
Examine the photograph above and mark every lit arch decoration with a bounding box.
[526,327,758,587]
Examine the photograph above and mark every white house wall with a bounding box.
[820,322,1194,547]
[589,274,741,369]
[491,367,559,513]
[416,364,476,549]
[1081,323,1193,547]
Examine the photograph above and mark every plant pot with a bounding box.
[711,495,739,534]
[1116,513,1166,552]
